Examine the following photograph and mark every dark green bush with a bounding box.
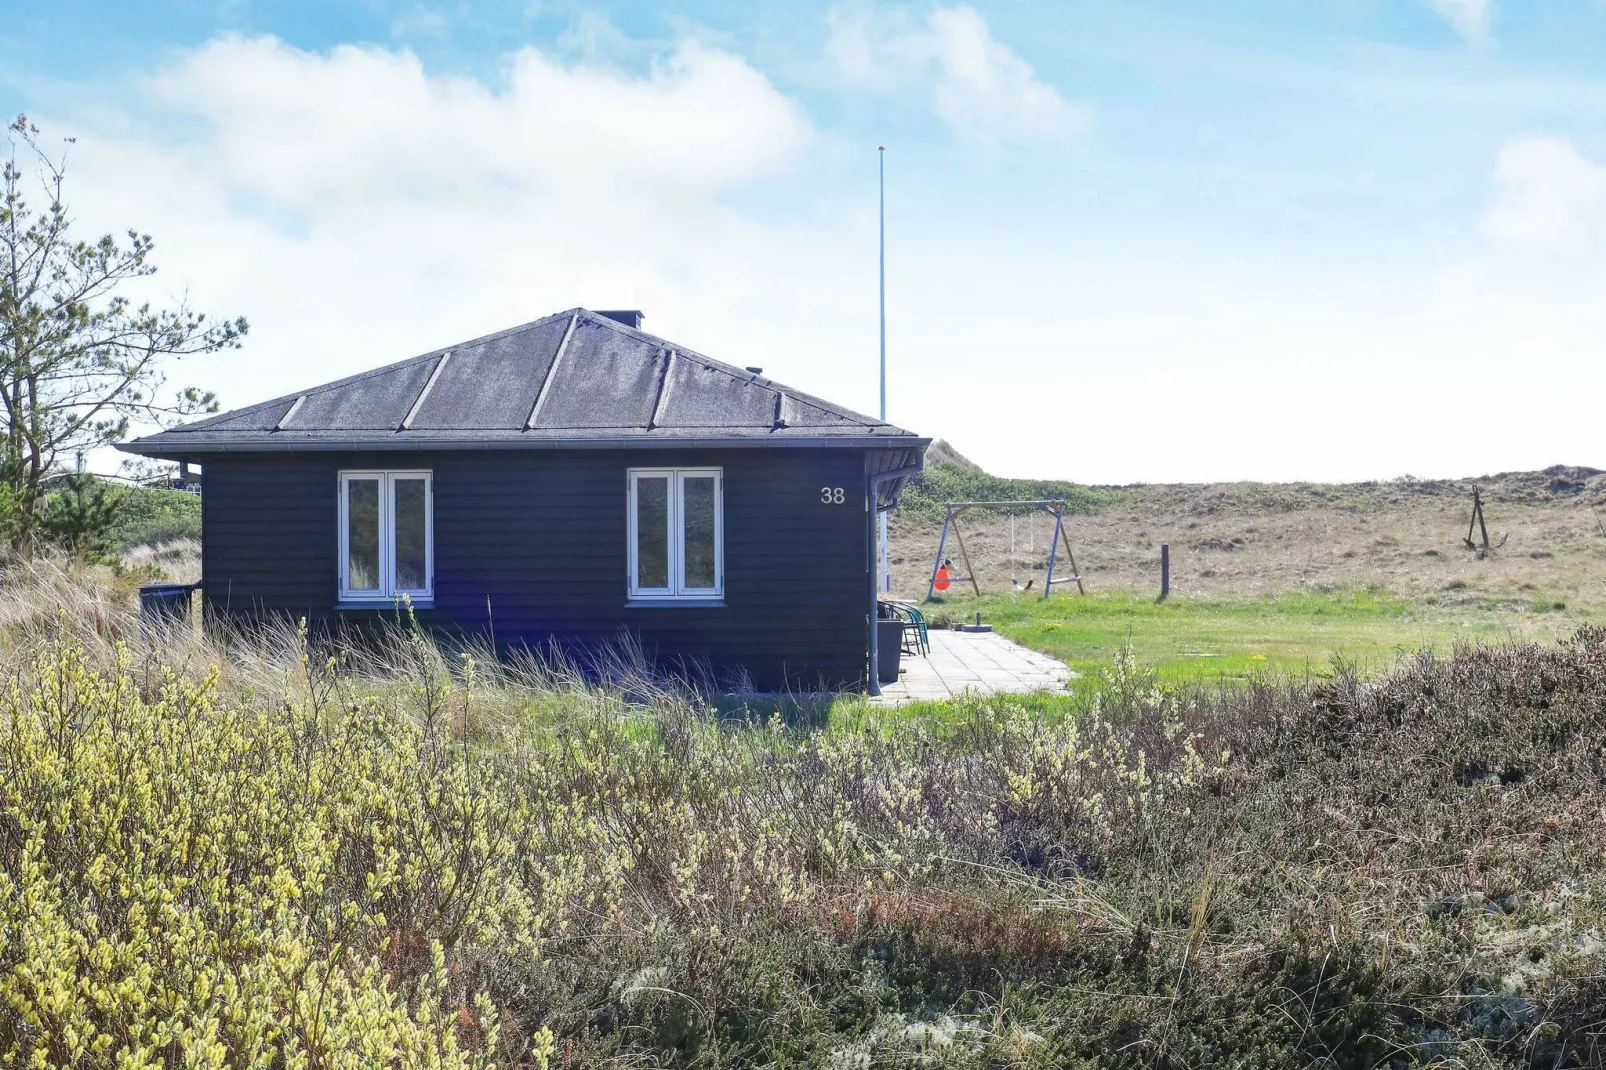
[105,483,201,548]
[897,459,1116,522]
[38,471,120,556]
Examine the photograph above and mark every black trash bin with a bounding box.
[877,619,903,684]
[139,582,196,623]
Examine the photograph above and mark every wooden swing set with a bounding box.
[926,500,1085,600]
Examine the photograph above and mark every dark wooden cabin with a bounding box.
[121,309,928,691]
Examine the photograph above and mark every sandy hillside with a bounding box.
[888,461,1606,611]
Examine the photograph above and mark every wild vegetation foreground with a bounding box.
[2,566,1605,1067]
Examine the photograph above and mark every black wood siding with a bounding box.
[201,448,871,689]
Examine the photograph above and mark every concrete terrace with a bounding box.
[875,629,1076,704]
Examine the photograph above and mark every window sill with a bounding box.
[335,599,435,611]
[625,598,725,609]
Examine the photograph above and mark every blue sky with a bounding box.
[6,0,1606,481]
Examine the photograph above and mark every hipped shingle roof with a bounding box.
[121,309,925,459]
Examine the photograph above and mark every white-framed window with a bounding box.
[628,467,723,601]
[339,470,433,603]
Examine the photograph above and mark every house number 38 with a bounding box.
[820,486,845,504]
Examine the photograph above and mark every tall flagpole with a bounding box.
[878,146,890,593]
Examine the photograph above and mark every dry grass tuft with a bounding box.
[1,563,1604,1066]
[119,536,201,583]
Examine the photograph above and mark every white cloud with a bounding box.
[53,33,852,460]
[1425,0,1493,43]
[144,34,809,207]
[826,3,1087,142]
[39,32,1606,487]
[1484,135,1606,252]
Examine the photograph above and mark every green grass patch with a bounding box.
[925,586,1585,687]
[106,484,201,548]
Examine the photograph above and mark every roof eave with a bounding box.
[117,434,933,460]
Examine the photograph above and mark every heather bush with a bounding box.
[0,563,1603,1066]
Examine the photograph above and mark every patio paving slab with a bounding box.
[873,629,1076,705]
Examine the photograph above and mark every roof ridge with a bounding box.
[523,311,580,430]
[295,308,577,400]
[648,349,674,431]
[180,310,577,432]
[775,389,883,428]
[164,307,914,442]
[575,309,884,428]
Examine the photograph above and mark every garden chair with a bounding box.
[878,599,930,658]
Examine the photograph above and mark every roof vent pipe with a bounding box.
[597,310,644,329]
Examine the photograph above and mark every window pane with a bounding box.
[682,475,717,590]
[346,478,381,592]
[635,476,670,590]
[394,477,428,591]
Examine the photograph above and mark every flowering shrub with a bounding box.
[0,567,1603,1066]
[0,642,531,1067]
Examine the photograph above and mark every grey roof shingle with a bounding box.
[122,309,925,458]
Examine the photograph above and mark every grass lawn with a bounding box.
[922,586,1591,687]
